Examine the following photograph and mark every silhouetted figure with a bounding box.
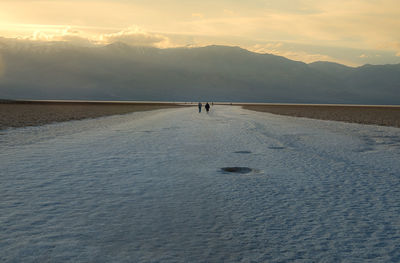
[205,102,210,113]
[198,102,202,113]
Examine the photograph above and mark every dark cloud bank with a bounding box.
[1,39,399,104]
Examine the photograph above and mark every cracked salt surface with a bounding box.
[1,106,400,262]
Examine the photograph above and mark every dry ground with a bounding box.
[242,104,400,128]
[0,101,186,130]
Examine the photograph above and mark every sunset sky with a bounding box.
[1,0,400,66]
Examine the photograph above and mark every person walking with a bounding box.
[205,102,210,113]
[198,102,202,113]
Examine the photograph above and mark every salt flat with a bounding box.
[1,106,400,262]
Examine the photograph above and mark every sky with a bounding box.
[0,0,400,66]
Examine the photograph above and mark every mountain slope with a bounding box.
[0,40,399,104]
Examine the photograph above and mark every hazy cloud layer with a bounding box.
[249,43,335,64]
[30,27,94,46]
[100,27,172,48]
[14,26,174,48]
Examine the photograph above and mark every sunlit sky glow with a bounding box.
[1,0,400,66]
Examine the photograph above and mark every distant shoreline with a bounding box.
[241,104,400,128]
[0,100,187,130]
[2,100,400,129]
[0,99,188,105]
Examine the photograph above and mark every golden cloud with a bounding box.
[100,27,174,48]
[223,9,235,16]
[192,13,204,18]
[20,25,176,49]
[248,43,357,65]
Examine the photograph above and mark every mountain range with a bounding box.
[1,39,399,104]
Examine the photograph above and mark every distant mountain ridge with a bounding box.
[1,40,399,104]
